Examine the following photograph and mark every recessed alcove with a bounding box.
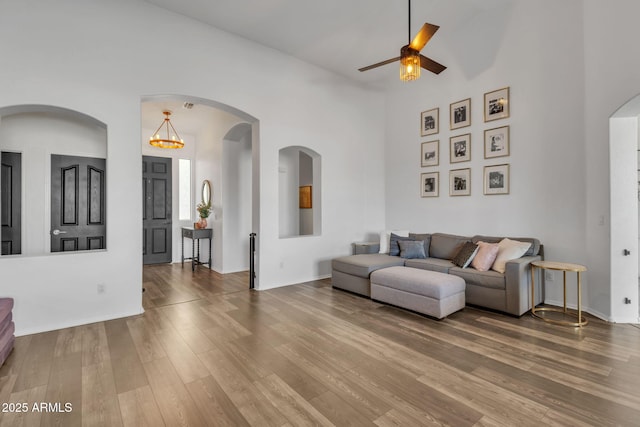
[279,146,321,238]
[0,105,107,257]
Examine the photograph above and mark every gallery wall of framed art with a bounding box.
[418,86,511,198]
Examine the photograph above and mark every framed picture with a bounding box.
[299,186,312,208]
[450,98,471,130]
[484,164,510,195]
[421,172,439,197]
[450,133,471,163]
[449,168,471,196]
[421,140,439,167]
[484,87,510,122]
[421,108,439,136]
[484,125,510,159]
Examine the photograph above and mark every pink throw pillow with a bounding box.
[471,242,500,272]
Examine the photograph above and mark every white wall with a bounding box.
[385,1,591,313]
[0,0,386,334]
[583,0,640,321]
[222,124,252,273]
[193,108,244,272]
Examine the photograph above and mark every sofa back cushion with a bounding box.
[409,233,431,258]
[472,235,540,257]
[429,233,470,260]
[390,233,415,256]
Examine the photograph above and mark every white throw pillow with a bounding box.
[491,238,532,273]
[379,230,409,254]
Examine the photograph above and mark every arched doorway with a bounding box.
[609,94,640,323]
[141,95,260,287]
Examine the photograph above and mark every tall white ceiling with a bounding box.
[143,0,509,88]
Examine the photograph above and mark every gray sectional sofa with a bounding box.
[332,232,544,316]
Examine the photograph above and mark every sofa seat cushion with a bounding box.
[404,257,455,273]
[449,267,505,290]
[332,254,405,278]
[371,266,465,299]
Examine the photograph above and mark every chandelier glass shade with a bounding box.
[149,110,184,149]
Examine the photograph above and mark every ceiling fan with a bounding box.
[358,0,446,81]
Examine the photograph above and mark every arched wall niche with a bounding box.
[278,145,321,238]
[0,104,107,257]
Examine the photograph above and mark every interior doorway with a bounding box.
[609,94,640,323]
[50,154,106,252]
[1,151,21,255]
[141,95,260,286]
[142,156,172,264]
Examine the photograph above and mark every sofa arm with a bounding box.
[504,255,543,316]
[353,241,380,254]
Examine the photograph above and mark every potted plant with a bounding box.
[196,201,211,229]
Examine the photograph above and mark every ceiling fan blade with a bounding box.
[358,57,401,72]
[409,23,440,52]
[419,54,446,74]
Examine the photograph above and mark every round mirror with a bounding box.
[201,179,211,206]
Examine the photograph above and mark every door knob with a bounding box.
[623,249,631,256]
[52,229,67,236]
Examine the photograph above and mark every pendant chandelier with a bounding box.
[149,110,184,149]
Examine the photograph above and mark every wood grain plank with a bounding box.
[82,359,123,427]
[185,376,251,427]
[41,352,82,427]
[104,319,149,394]
[253,373,334,427]
[12,331,58,392]
[117,385,166,427]
[2,385,47,427]
[142,357,207,427]
[125,317,167,363]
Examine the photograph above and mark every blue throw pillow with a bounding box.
[398,240,427,259]
[389,233,413,256]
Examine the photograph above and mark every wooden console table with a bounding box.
[181,227,212,272]
[530,260,587,327]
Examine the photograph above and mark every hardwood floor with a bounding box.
[1,263,640,426]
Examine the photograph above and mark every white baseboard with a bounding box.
[14,307,145,337]
[543,299,622,323]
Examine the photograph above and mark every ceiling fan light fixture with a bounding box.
[399,46,420,82]
[149,110,184,149]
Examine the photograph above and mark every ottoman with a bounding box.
[370,266,465,319]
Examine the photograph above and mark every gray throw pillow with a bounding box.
[452,241,479,268]
[409,233,431,258]
[390,233,414,256]
[398,240,427,259]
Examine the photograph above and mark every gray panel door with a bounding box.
[51,154,106,252]
[1,152,22,255]
[143,156,172,264]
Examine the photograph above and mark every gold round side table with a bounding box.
[530,260,588,327]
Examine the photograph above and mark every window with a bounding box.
[178,159,191,220]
